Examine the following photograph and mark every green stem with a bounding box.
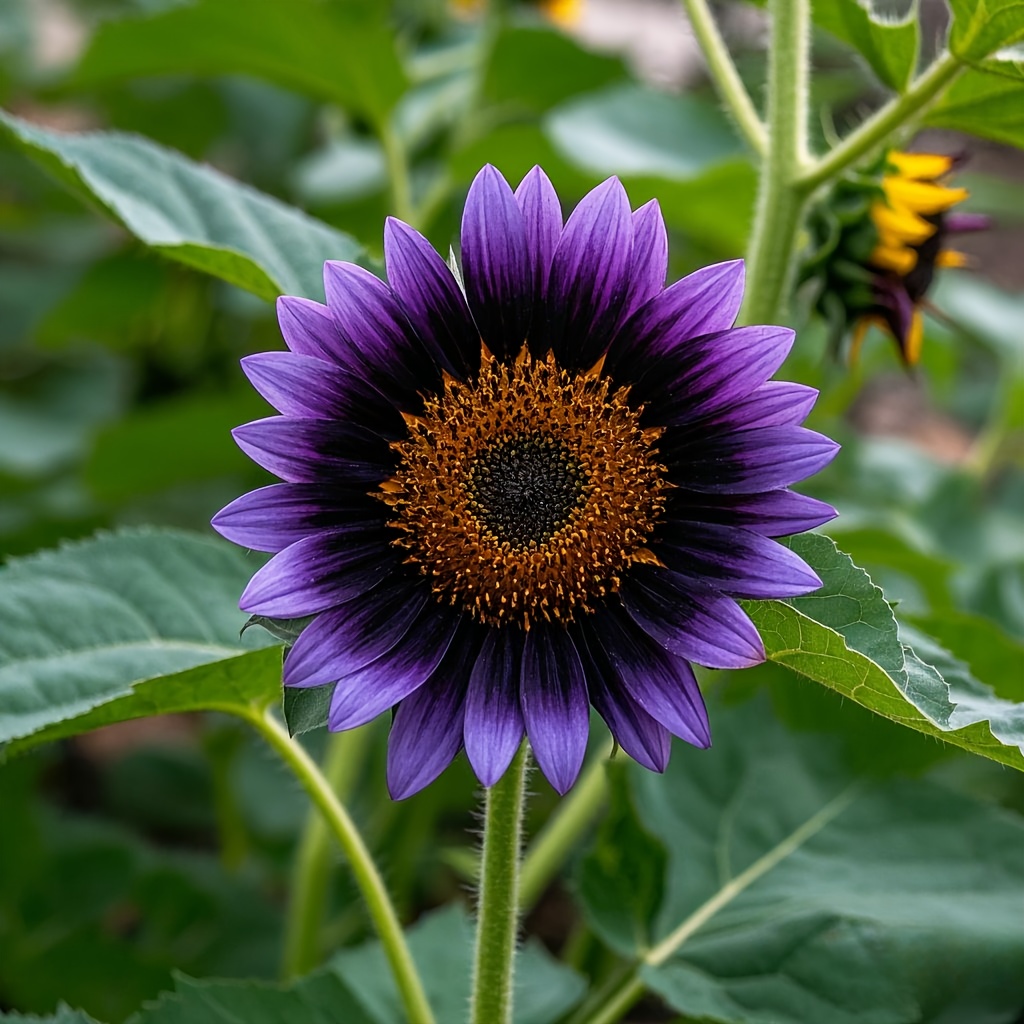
[739,0,812,327]
[519,746,610,912]
[380,122,417,226]
[280,725,374,979]
[470,743,530,1024]
[237,706,435,1024]
[680,0,767,155]
[797,50,964,192]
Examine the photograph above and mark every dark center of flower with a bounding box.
[468,434,586,546]
[380,349,667,628]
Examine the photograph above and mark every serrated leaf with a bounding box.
[578,695,1024,1023]
[0,529,279,755]
[0,1010,103,1024]
[949,0,1024,61]
[926,64,1024,146]
[0,111,362,302]
[70,0,407,124]
[813,0,919,91]
[747,534,1024,769]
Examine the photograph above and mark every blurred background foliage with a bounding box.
[0,0,1022,1020]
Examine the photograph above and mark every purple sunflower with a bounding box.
[213,166,838,798]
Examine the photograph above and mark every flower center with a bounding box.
[380,349,667,628]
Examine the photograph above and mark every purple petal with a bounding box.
[241,352,405,436]
[619,565,764,669]
[323,261,439,405]
[239,527,398,617]
[231,417,394,484]
[520,622,589,794]
[212,483,386,553]
[945,212,990,233]
[515,165,562,312]
[460,165,531,361]
[581,610,710,748]
[387,625,481,799]
[283,575,432,688]
[605,259,745,378]
[384,217,479,378]
[699,381,819,431]
[655,522,822,599]
[545,176,633,369]
[327,601,462,731]
[666,488,838,537]
[663,425,840,493]
[277,296,347,363]
[464,627,526,787]
[573,623,670,772]
[621,199,668,321]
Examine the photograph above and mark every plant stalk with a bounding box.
[470,743,530,1024]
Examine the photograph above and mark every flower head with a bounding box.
[214,166,838,798]
[804,150,989,365]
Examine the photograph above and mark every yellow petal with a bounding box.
[870,200,936,245]
[849,318,871,365]
[903,309,924,366]
[541,0,582,25]
[937,249,969,268]
[883,177,968,215]
[887,152,955,180]
[870,244,917,275]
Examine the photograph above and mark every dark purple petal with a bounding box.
[545,176,633,369]
[386,624,481,799]
[212,483,386,553]
[662,425,840,493]
[231,417,395,485]
[464,626,526,786]
[666,488,838,537]
[384,217,479,378]
[655,522,821,598]
[621,199,668,322]
[277,296,347,362]
[239,527,398,617]
[515,165,562,312]
[697,381,819,431]
[324,261,439,405]
[573,623,670,772]
[283,574,431,688]
[581,610,710,748]
[461,165,531,361]
[241,352,405,437]
[327,601,462,731]
[521,622,589,794]
[619,565,764,669]
[604,259,745,379]
[945,212,990,233]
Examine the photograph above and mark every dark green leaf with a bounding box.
[579,695,1024,1023]
[283,683,334,738]
[70,0,407,123]
[812,0,919,91]
[0,111,363,301]
[926,64,1024,146]
[0,1010,103,1024]
[0,528,278,755]
[949,0,1024,61]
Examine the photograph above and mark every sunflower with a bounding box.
[214,166,838,798]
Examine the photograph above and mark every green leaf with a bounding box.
[812,0,919,92]
[747,534,1024,769]
[0,1010,102,1024]
[70,0,407,124]
[331,904,585,1024]
[949,0,1024,61]
[579,695,1024,1023]
[0,110,363,301]
[926,64,1024,146]
[0,528,278,755]
[283,683,334,737]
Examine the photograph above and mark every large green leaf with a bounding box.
[949,0,1024,61]
[0,111,362,302]
[747,534,1024,770]
[0,1010,101,1024]
[926,65,1024,146]
[577,696,1024,1023]
[0,529,277,756]
[812,0,919,92]
[70,0,406,124]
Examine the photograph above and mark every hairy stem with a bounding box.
[280,725,374,979]
[739,0,812,326]
[680,0,767,155]
[470,744,530,1024]
[238,707,435,1024]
